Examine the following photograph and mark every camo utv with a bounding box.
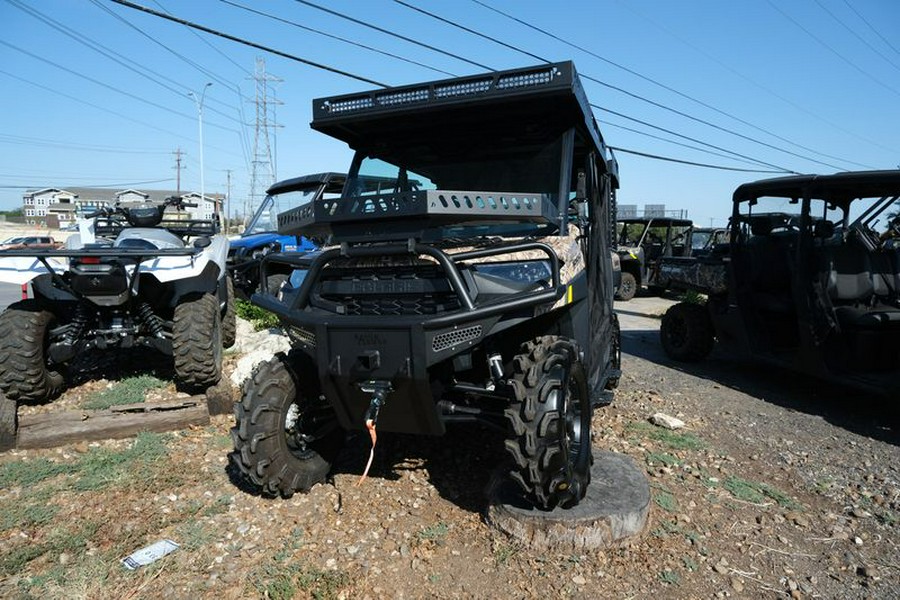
[615,217,693,300]
[660,171,900,397]
[231,62,622,510]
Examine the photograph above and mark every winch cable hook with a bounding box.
[356,382,391,486]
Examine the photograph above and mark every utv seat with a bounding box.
[820,243,900,329]
[745,226,797,313]
[871,248,900,297]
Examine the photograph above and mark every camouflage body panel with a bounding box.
[658,257,728,295]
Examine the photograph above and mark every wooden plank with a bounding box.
[16,400,210,450]
[0,392,15,452]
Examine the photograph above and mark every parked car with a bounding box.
[0,236,61,251]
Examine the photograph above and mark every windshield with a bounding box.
[245,186,319,235]
[692,231,713,250]
[617,222,646,246]
[343,132,565,240]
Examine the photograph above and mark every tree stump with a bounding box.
[485,450,650,551]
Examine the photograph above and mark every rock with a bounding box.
[730,577,744,592]
[786,511,810,528]
[572,575,587,585]
[649,413,685,430]
[229,330,291,387]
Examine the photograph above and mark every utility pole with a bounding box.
[172,148,185,195]
[224,169,232,234]
[189,83,213,214]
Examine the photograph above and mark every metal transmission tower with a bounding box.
[247,57,282,221]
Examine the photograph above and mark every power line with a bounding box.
[0,134,168,155]
[393,0,853,171]
[8,0,244,129]
[608,147,788,173]
[108,0,389,87]
[97,0,254,172]
[841,0,900,58]
[469,0,877,169]
[220,0,457,77]
[813,0,900,74]
[616,0,900,155]
[597,120,773,168]
[296,0,802,172]
[594,104,797,173]
[152,0,253,76]
[767,0,900,98]
[0,179,175,189]
[0,69,246,160]
[293,0,490,71]
[107,0,821,176]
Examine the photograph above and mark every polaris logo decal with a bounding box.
[354,332,387,347]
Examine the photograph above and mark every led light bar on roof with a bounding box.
[375,87,429,107]
[433,77,493,99]
[322,96,373,114]
[497,67,561,90]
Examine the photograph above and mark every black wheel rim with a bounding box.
[284,400,337,459]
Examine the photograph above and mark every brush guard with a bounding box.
[254,241,565,435]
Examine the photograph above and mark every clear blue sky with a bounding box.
[1,0,898,227]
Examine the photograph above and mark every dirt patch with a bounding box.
[0,336,898,598]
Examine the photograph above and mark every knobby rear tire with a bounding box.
[0,300,64,403]
[173,293,223,392]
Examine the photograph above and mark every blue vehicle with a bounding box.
[228,172,345,297]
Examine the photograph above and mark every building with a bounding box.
[22,187,223,229]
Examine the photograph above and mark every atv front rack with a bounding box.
[277,190,558,242]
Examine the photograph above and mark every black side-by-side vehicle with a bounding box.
[231,62,622,510]
[660,170,900,398]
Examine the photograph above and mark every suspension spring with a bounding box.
[135,302,165,338]
[64,302,90,345]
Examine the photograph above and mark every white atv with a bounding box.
[0,196,235,402]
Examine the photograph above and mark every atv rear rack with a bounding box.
[0,247,203,258]
[95,217,218,238]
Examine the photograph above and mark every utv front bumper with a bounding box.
[253,242,565,435]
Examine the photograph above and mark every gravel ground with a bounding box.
[0,301,898,599]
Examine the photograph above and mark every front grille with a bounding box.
[315,265,461,316]
[433,325,482,352]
